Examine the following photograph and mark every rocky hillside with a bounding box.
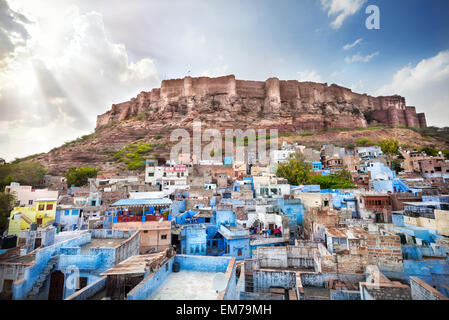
[23,75,441,175]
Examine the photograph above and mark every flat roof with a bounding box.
[101,252,167,276]
[80,238,126,253]
[148,270,220,300]
[403,201,442,207]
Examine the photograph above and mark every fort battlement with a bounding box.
[96,75,427,131]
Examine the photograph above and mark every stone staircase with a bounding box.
[26,256,58,300]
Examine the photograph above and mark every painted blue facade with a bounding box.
[56,208,81,231]
[12,230,137,300]
[170,199,186,215]
[312,162,322,170]
[224,157,234,165]
[277,198,305,226]
[127,255,236,300]
[177,207,250,260]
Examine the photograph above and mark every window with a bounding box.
[28,200,33,205]
[148,172,154,177]
[161,234,167,240]
[46,204,53,210]
[38,204,45,211]
[144,230,148,233]
[64,210,70,216]
[77,277,88,290]
[237,249,242,256]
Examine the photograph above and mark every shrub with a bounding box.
[65,167,99,187]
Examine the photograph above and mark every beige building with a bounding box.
[343,155,361,172]
[5,183,59,207]
[112,221,171,254]
[294,192,333,209]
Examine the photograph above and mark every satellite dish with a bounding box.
[212,272,228,292]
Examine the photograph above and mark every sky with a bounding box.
[0,0,449,162]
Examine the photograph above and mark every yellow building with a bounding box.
[435,210,449,237]
[403,210,449,237]
[8,199,57,236]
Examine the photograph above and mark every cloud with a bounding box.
[343,38,363,50]
[200,55,229,77]
[320,0,367,29]
[0,0,31,67]
[377,51,449,127]
[0,4,160,161]
[345,51,379,63]
[297,70,322,82]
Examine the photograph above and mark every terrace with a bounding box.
[127,255,237,300]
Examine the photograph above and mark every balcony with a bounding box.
[115,215,168,223]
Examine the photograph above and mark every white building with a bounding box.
[273,149,296,165]
[145,160,188,188]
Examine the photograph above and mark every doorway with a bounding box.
[2,280,13,300]
[48,270,65,300]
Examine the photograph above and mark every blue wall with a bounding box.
[216,210,236,227]
[13,232,92,300]
[127,255,233,300]
[224,238,250,260]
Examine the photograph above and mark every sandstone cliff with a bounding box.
[96,75,427,132]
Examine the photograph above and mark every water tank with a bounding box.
[1,235,17,249]
[172,262,180,273]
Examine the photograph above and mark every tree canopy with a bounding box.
[0,162,47,191]
[0,192,15,233]
[379,138,400,156]
[65,167,99,187]
[276,153,355,189]
[275,152,312,185]
[379,138,400,168]
[310,170,355,189]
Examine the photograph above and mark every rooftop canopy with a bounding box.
[111,198,173,207]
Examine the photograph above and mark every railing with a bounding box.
[115,215,169,223]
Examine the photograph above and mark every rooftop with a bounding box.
[80,238,126,253]
[101,252,167,276]
[148,270,220,300]
[111,198,173,206]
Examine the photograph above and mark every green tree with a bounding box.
[379,138,400,168]
[418,146,439,157]
[65,167,99,187]
[0,162,47,191]
[0,192,15,233]
[356,138,375,147]
[310,170,355,189]
[275,152,312,185]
